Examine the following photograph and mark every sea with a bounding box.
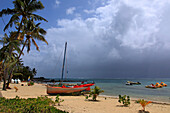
[47,78,170,103]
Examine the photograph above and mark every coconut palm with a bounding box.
[0,34,21,90]
[22,19,48,53]
[0,0,47,56]
[0,0,47,90]
[0,0,47,32]
[6,19,48,88]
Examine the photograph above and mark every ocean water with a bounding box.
[92,78,170,103]
[48,78,170,103]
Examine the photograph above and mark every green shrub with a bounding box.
[27,81,34,86]
[85,86,104,101]
[55,94,64,106]
[0,96,68,113]
[118,95,130,106]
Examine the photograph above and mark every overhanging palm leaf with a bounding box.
[0,0,47,32]
[0,8,16,17]
[4,14,20,31]
[22,19,48,52]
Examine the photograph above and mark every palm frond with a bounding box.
[35,22,41,27]
[0,8,16,17]
[4,14,20,31]
[37,35,48,45]
[29,13,48,22]
[27,0,44,12]
[30,37,39,51]
[39,28,47,35]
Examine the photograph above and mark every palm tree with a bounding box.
[0,34,21,90]
[6,19,48,87]
[32,68,37,76]
[22,19,48,53]
[0,0,47,90]
[0,0,47,57]
[0,0,47,32]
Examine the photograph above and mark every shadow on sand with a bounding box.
[138,110,150,113]
[116,105,128,107]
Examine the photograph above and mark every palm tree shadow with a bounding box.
[116,105,128,107]
[138,110,150,113]
[86,99,101,102]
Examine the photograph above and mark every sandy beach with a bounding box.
[0,82,170,113]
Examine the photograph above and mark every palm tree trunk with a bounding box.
[7,38,28,88]
[2,69,7,90]
[5,17,24,89]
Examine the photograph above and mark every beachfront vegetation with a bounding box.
[0,0,48,90]
[0,96,68,113]
[0,33,22,89]
[136,99,152,112]
[55,94,64,106]
[27,81,34,86]
[86,86,104,101]
[118,95,130,106]
[13,65,37,81]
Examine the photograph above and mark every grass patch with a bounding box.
[0,96,68,113]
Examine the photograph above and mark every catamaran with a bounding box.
[47,42,94,94]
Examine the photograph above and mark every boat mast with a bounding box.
[61,42,67,81]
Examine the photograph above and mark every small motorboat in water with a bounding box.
[126,81,141,85]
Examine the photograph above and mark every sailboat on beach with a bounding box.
[47,42,94,94]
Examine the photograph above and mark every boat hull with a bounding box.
[47,86,88,94]
[145,86,157,89]
[73,83,95,88]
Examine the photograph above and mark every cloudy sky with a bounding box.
[1,0,170,79]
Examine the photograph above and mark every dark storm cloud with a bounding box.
[23,0,170,78]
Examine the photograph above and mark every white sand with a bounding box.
[0,82,170,113]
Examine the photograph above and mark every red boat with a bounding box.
[47,82,95,94]
[47,85,89,94]
[73,83,95,88]
[47,42,95,94]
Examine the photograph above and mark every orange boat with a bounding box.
[155,83,163,88]
[160,82,167,87]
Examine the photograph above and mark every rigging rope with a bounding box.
[56,49,64,66]
[54,48,64,77]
